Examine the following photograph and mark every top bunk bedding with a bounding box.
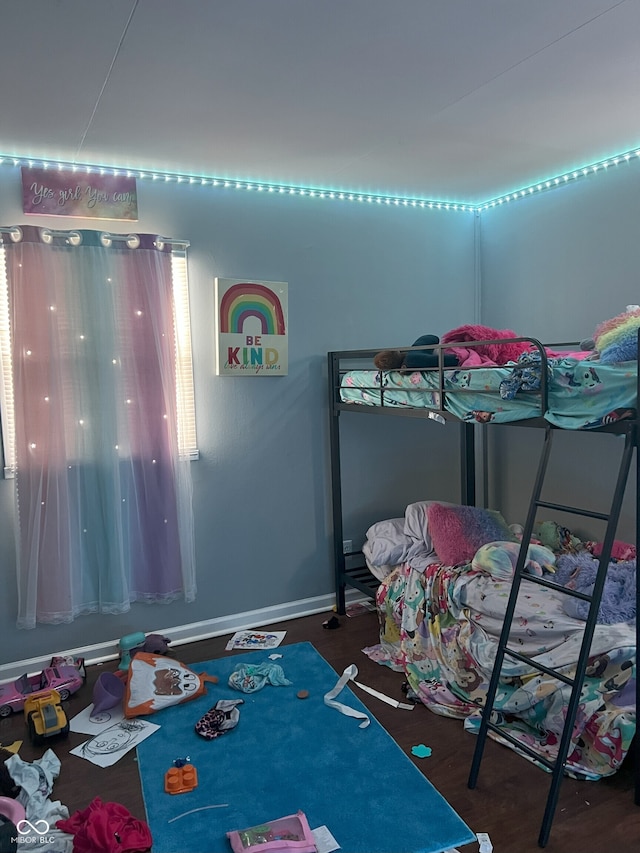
[339,356,637,429]
[331,316,640,430]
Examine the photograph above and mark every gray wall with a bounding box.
[0,167,476,664]
[479,164,640,541]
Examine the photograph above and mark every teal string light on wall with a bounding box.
[0,154,473,213]
[479,147,640,210]
[1,145,639,212]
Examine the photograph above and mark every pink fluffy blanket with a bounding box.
[441,324,532,367]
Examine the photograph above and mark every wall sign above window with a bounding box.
[21,166,138,220]
[215,278,288,376]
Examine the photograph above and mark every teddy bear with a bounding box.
[373,334,459,370]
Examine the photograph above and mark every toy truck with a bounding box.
[24,689,69,746]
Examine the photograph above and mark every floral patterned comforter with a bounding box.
[364,560,636,780]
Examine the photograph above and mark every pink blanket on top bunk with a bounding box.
[441,324,532,367]
[440,323,586,367]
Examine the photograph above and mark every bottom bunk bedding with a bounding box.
[363,554,636,781]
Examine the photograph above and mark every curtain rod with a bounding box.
[0,226,22,242]
[0,226,189,251]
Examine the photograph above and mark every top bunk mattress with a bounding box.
[339,356,638,429]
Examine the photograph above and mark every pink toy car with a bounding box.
[0,666,84,717]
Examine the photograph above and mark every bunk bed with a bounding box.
[327,328,639,848]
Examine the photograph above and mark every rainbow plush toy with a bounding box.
[594,307,640,363]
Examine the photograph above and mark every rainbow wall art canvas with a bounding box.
[215,278,288,376]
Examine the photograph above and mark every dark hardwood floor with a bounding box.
[1,610,638,853]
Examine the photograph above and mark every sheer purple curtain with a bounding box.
[1,225,196,628]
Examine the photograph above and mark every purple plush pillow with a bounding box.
[426,502,516,566]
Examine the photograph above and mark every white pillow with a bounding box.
[362,500,457,575]
[364,517,413,567]
[403,501,434,549]
[362,541,396,582]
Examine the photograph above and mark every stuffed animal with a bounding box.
[593,307,640,363]
[533,520,583,554]
[374,335,459,370]
[472,541,556,580]
[133,633,171,657]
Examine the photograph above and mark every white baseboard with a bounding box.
[0,589,367,683]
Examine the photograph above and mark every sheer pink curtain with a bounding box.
[1,225,196,628]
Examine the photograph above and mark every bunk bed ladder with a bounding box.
[468,422,637,848]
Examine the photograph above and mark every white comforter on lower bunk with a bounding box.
[362,506,636,781]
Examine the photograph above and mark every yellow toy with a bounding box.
[24,690,69,746]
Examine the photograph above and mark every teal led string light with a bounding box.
[0,154,474,213]
[479,145,640,210]
[2,143,639,211]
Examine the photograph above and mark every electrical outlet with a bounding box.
[342,539,353,554]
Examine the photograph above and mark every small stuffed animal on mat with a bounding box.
[374,335,459,370]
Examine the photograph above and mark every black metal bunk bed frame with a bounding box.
[327,336,639,848]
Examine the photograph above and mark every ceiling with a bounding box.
[1,0,639,205]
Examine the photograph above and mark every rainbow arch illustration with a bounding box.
[219,282,286,336]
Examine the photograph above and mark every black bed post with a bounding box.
[328,352,347,615]
[460,421,476,506]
